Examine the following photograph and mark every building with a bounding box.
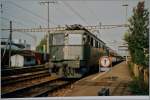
[11,54,36,67]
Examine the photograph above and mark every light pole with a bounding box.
[9,21,12,67]
[122,0,128,24]
[122,1,128,64]
[118,43,128,64]
[40,0,57,54]
[122,4,128,23]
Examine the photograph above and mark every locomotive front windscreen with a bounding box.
[51,32,83,61]
[52,34,64,45]
[68,34,82,45]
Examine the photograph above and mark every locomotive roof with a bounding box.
[49,29,105,44]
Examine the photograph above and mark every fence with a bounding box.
[130,62,149,85]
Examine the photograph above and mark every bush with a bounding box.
[128,77,149,95]
[128,63,134,77]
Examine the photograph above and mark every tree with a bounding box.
[124,1,149,67]
[36,37,47,53]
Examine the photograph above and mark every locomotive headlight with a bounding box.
[53,56,56,59]
[75,55,80,60]
[83,34,86,38]
[65,33,68,37]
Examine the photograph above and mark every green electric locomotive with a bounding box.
[49,24,109,78]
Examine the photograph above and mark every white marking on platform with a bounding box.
[91,71,108,81]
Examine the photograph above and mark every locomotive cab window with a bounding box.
[68,34,82,45]
[53,34,64,45]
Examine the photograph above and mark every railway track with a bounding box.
[1,66,79,98]
[2,77,77,98]
[1,64,48,77]
[1,70,50,85]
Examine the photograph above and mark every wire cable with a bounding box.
[1,17,37,43]
[1,17,30,27]
[8,1,56,25]
[62,1,89,25]
[84,1,101,22]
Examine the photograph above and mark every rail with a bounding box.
[1,77,78,98]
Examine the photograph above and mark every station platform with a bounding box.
[63,61,132,96]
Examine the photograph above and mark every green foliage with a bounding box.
[128,77,149,95]
[128,63,134,77]
[124,1,149,67]
[36,37,47,53]
[124,32,130,42]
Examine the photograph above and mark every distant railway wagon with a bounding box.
[49,24,113,78]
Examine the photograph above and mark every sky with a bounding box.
[0,0,149,56]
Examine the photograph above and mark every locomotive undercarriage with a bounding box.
[50,60,91,78]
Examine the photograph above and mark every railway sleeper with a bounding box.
[1,70,50,86]
[2,79,76,98]
[1,78,62,98]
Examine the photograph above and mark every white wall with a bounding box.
[11,54,24,67]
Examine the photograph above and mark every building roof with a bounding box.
[1,41,25,49]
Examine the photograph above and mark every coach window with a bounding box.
[101,45,103,49]
[98,42,100,48]
[93,39,95,47]
[83,34,87,44]
[90,37,93,46]
[95,41,98,48]
[101,43,103,48]
[103,45,105,49]
[87,35,90,45]
[95,40,97,47]
[99,42,101,48]
[94,40,95,47]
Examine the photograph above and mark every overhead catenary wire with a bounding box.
[3,1,127,30]
[1,24,127,34]
[8,1,56,26]
[1,6,49,28]
[81,1,103,38]
[1,17,37,43]
[83,1,101,23]
[2,1,128,36]
[7,11,43,27]
[1,17,30,27]
[62,1,89,25]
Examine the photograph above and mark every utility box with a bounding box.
[98,88,109,96]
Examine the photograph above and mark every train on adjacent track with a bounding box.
[48,24,123,78]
